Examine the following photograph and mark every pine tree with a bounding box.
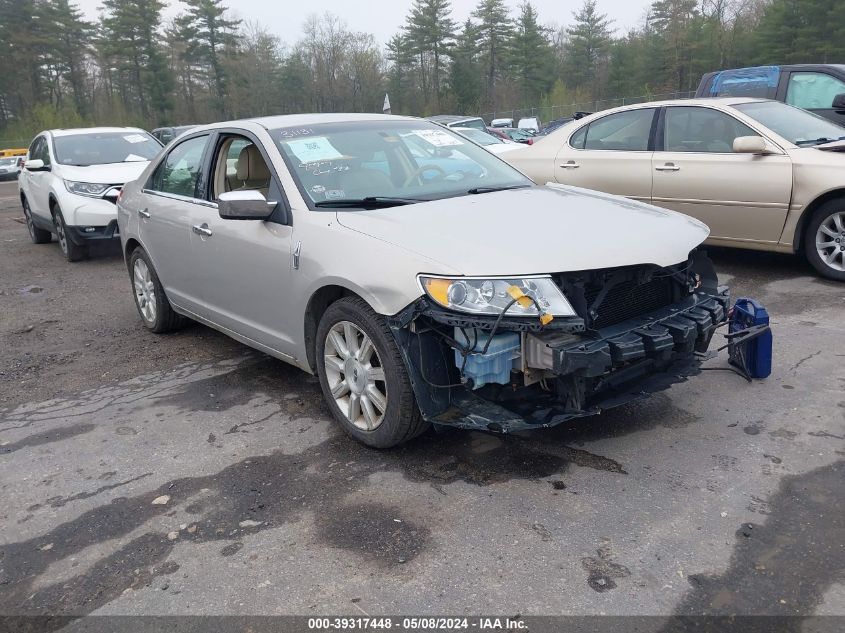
[508,2,553,106]
[565,0,614,98]
[100,0,174,124]
[40,0,92,118]
[448,19,482,114]
[404,0,456,112]
[472,0,513,111]
[179,0,241,119]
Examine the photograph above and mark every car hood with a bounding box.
[58,161,151,185]
[335,184,710,275]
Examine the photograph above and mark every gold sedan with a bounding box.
[505,98,845,280]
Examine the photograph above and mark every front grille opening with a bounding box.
[585,276,675,329]
[559,264,685,330]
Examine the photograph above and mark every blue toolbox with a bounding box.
[727,298,772,379]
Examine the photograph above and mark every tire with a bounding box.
[128,247,184,333]
[315,296,429,448]
[52,206,88,262]
[22,197,52,244]
[804,199,845,281]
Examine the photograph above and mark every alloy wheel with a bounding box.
[23,200,35,240]
[133,258,157,323]
[815,210,845,273]
[54,214,68,254]
[323,320,388,431]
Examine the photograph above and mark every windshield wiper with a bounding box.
[314,196,423,209]
[795,136,845,146]
[466,184,532,195]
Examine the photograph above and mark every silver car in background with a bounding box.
[117,114,728,448]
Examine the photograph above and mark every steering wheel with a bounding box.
[403,164,447,187]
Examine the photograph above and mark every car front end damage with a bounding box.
[390,251,729,433]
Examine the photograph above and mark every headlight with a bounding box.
[64,181,111,197]
[419,275,576,317]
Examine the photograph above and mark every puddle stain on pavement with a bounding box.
[0,356,643,624]
[671,460,845,619]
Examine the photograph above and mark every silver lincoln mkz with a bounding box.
[117,114,729,448]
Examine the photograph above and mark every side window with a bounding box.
[40,138,52,166]
[786,72,845,110]
[210,135,271,199]
[28,137,41,161]
[149,135,209,197]
[569,125,587,149]
[31,136,51,165]
[664,107,756,153]
[584,109,655,151]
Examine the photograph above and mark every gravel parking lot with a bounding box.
[1,178,843,624]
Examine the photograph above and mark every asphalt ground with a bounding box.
[0,179,843,628]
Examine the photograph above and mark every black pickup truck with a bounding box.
[696,64,845,125]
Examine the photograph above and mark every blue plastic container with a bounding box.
[729,298,772,379]
[455,329,520,389]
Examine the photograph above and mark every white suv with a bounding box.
[19,127,162,261]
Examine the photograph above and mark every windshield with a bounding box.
[0,157,18,166]
[453,118,486,131]
[503,128,534,141]
[456,128,503,145]
[53,131,162,166]
[273,120,530,209]
[735,101,845,146]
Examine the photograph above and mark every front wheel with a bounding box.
[315,297,429,448]
[805,200,845,281]
[52,206,87,262]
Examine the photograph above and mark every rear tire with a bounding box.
[315,296,429,448]
[52,206,88,262]
[804,199,845,281]
[23,197,52,244]
[129,247,184,333]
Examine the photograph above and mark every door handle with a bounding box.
[192,223,212,237]
[138,208,150,218]
[655,163,680,172]
[559,160,580,169]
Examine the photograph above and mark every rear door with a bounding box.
[651,105,792,243]
[138,133,212,313]
[784,70,845,126]
[553,107,657,202]
[190,130,296,356]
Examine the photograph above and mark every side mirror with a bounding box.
[24,159,47,171]
[832,93,845,110]
[733,136,768,154]
[218,190,273,220]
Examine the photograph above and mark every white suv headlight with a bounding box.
[419,275,576,317]
[64,181,111,197]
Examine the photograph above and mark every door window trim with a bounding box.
[143,132,213,202]
[566,107,659,152]
[202,128,292,225]
[655,105,785,155]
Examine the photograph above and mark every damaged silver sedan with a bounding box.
[116,113,728,448]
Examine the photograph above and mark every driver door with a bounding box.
[651,105,793,243]
[190,132,297,357]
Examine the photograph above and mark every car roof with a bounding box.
[47,127,150,137]
[190,113,421,131]
[428,115,483,124]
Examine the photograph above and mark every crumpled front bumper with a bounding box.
[395,287,730,434]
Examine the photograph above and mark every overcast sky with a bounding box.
[74,0,652,47]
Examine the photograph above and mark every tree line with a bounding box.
[0,0,843,141]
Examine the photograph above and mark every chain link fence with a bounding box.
[480,91,696,125]
[0,139,31,149]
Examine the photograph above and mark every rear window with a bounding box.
[709,66,779,98]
